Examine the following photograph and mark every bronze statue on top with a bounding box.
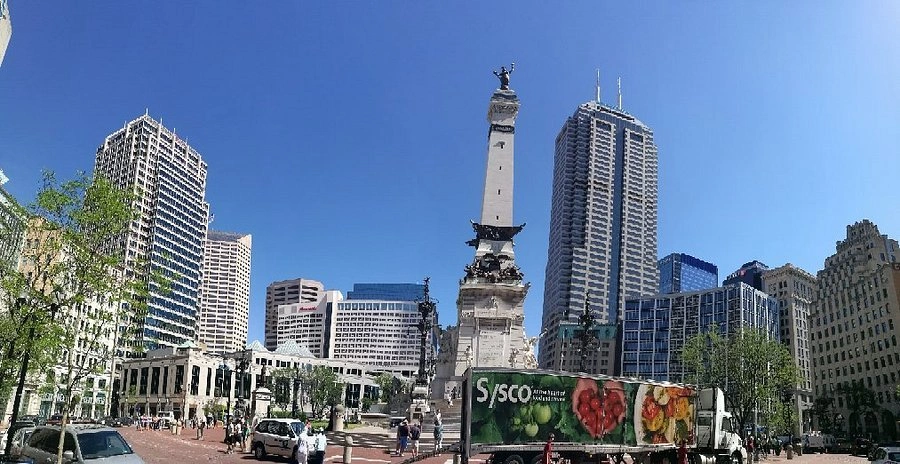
[493,63,515,90]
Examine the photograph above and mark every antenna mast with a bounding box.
[596,69,601,104]
[617,77,622,109]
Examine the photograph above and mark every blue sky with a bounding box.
[3,2,900,344]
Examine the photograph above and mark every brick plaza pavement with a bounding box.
[119,426,870,464]
[119,425,456,464]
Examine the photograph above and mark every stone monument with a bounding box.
[433,65,535,398]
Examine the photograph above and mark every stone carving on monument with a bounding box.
[432,65,533,398]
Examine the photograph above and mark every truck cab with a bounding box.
[694,389,745,463]
[408,381,431,422]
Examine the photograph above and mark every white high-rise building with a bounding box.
[275,290,339,358]
[538,97,659,374]
[94,113,209,354]
[198,230,252,355]
[0,0,11,67]
[264,278,325,351]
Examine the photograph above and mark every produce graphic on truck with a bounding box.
[461,368,746,464]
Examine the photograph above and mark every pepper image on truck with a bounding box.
[461,368,747,464]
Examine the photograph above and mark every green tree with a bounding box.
[375,372,402,403]
[301,366,344,419]
[0,172,166,463]
[811,395,836,434]
[682,327,800,435]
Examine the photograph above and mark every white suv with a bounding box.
[251,418,308,461]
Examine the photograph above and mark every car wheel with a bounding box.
[254,443,266,459]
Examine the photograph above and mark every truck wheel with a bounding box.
[503,454,525,464]
[729,452,742,464]
[529,455,542,464]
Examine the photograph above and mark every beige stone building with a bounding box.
[811,220,900,439]
[762,263,816,434]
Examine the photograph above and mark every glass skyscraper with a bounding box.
[621,283,779,382]
[723,260,769,291]
[538,99,659,375]
[346,283,424,301]
[658,253,718,294]
[94,113,209,354]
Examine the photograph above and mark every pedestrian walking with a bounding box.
[225,421,235,454]
[241,421,250,452]
[311,428,327,464]
[409,422,421,457]
[295,428,310,464]
[396,419,410,457]
[433,412,444,451]
[198,418,206,440]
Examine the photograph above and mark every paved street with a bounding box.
[119,425,872,464]
[119,426,455,464]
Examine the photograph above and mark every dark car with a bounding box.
[46,415,63,426]
[0,454,34,463]
[851,437,873,456]
[101,417,123,428]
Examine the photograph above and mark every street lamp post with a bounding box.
[564,294,598,373]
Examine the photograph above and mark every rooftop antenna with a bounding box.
[616,77,622,110]
[617,77,622,110]
[595,68,601,104]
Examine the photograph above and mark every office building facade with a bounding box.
[198,231,252,355]
[274,290,339,358]
[346,283,424,302]
[811,220,900,439]
[621,283,779,382]
[539,99,659,374]
[658,253,718,294]
[264,278,324,351]
[723,260,769,291]
[0,0,10,67]
[762,263,816,434]
[94,113,209,353]
[0,169,26,270]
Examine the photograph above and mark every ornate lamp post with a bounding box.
[564,294,599,373]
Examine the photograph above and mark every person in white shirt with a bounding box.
[295,429,310,464]
[311,428,327,464]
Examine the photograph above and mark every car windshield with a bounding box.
[888,452,900,460]
[77,431,134,460]
[290,422,305,436]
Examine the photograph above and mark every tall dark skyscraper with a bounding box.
[723,260,769,291]
[658,252,718,294]
[538,95,659,375]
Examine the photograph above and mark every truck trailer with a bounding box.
[460,368,747,464]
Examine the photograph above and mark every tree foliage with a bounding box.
[681,327,800,435]
[375,372,402,403]
[0,172,165,463]
[811,396,836,434]
[302,366,344,419]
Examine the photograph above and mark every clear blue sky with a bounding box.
[3,2,900,344]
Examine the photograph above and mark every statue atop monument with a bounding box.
[493,63,515,90]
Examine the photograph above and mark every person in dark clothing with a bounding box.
[543,433,554,464]
[396,420,410,456]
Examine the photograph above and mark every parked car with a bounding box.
[869,447,900,464]
[100,417,123,428]
[46,415,63,426]
[250,418,308,461]
[852,437,875,456]
[0,454,33,463]
[20,424,143,463]
[8,427,35,457]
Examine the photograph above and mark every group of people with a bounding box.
[394,410,445,457]
[295,426,328,464]
[224,419,252,454]
[745,434,788,459]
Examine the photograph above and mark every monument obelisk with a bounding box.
[434,65,535,398]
